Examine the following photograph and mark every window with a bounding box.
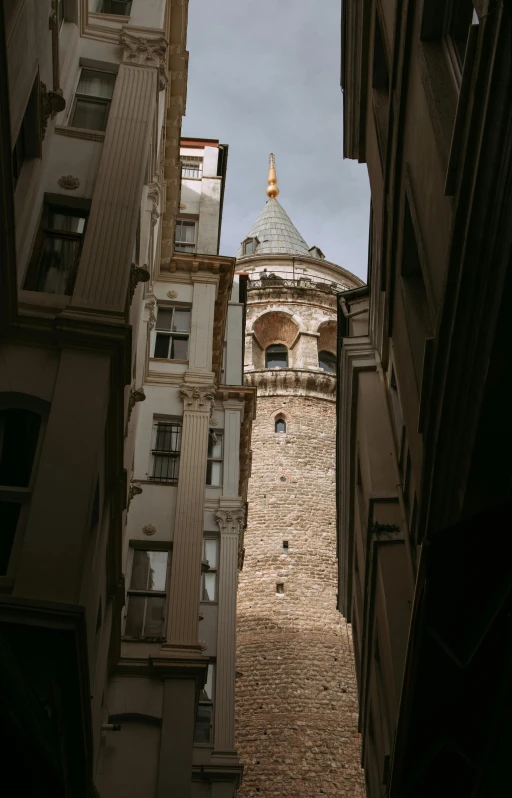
[444,1,475,74]
[194,663,214,743]
[95,0,132,14]
[153,306,191,360]
[201,538,218,602]
[70,68,116,132]
[0,408,41,576]
[12,79,40,188]
[275,417,286,433]
[283,540,289,552]
[174,220,197,253]
[206,431,223,487]
[265,344,288,369]
[318,351,336,374]
[276,583,284,594]
[23,200,89,295]
[124,548,169,639]
[181,156,203,179]
[150,421,181,482]
[243,237,259,256]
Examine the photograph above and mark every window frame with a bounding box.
[206,430,223,487]
[174,219,197,253]
[275,416,286,433]
[23,196,90,296]
[318,350,337,374]
[68,67,117,132]
[242,236,259,256]
[194,661,215,745]
[151,304,191,362]
[200,537,219,603]
[181,156,203,180]
[0,396,47,584]
[265,344,288,369]
[95,0,132,16]
[149,418,182,483]
[123,542,171,641]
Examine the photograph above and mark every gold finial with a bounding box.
[266,153,279,199]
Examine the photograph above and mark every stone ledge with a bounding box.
[244,368,336,401]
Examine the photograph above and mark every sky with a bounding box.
[181,0,371,281]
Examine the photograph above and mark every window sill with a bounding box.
[89,12,130,23]
[199,600,218,607]
[122,636,166,643]
[141,479,178,486]
[193,742,214,749]
[55,125,106,143]
[150,358,189,365]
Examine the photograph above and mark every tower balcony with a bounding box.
[244,367,336,401]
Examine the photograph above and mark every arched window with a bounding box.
[318,351,336,374]
[265,344,288,369]
[275,417,286,433]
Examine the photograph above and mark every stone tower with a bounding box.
[235,158,366,797]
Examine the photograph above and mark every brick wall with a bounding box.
[235,392,365,797]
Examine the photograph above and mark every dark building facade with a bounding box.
[339,1,512,796]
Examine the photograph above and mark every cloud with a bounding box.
[182,0,370,280]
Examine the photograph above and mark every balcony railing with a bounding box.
[246,271,350,293]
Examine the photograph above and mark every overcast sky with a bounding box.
[181,0,370,280]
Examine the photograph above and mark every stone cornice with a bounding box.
[244,368,336,401]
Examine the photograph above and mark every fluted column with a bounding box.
[213,505,244,752]
[71,30,167,315]
[165,384,216,651]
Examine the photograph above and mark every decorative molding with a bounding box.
[142,524,156,537]
[180,384,216,413]
[245,368,336,402]
[40,82,66,139]
[215,509,245,536]
[167,290,178,299]
[58,175,80,190]
[145,296,157,329]
[130,263,150,300]
[55,125,106,142]
[128,384,146,420]
[127,482,142,509]
[119,29,169,90]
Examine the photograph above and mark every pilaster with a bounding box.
[188,272,219,373]
[70,32,166,316]
[213,503,245,753]
[163,383,216,653]
[222,399,244,497]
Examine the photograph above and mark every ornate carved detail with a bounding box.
[216,508,245,536]
[180,384,216,413]
[119,30,169,90]
[245,368,336,402]
[147,185,160,226]
[142,524,157,536]
[40,82,66,138]
[130,263,150,300]
[167,290,178,299]
[145,296,157,329]
[201,559,211,573]
[128,481,143,509]
[58,175,80,190]
[128,384,146,420]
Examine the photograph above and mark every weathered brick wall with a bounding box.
[235,391,365,797]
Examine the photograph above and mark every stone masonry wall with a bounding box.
[235,392,365,797]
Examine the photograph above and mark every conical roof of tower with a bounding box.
[236,197,311,258]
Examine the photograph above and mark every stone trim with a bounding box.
[180,384,216,413]
[120,28,169,91]
[55,125,105,142]
[245,368,336,401]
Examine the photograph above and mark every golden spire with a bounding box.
[266,153,279,199]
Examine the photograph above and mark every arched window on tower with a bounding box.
[318,351,336,374]
[275,416,286,433]
[265,344,288,369]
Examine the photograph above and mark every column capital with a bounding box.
[215,508,245,536]
[120,27,169,90]
[180,383,216,413]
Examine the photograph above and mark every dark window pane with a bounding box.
[100,0,132,14]
[152,454,179,481]
[156,308,173,331]
[47,210,86,233]
[202,572,216,601]
[147,551,168,592]
[130,550,151,590]
[0,409,40,487]
[76,69,116,99]
[171,337,188,360]
[265,345,288,369]
[71,98,109,131]
[155,423,180,453]
[275,419,286,433]
[35,236,80,294]
[206,460,222,487]
[144,595,165,637]
[194,704,213,743]
[154,333,170,358]
[125,595,145,637]
[173,309,190,332]
[0,502,21,574]
[318,351,336,374]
